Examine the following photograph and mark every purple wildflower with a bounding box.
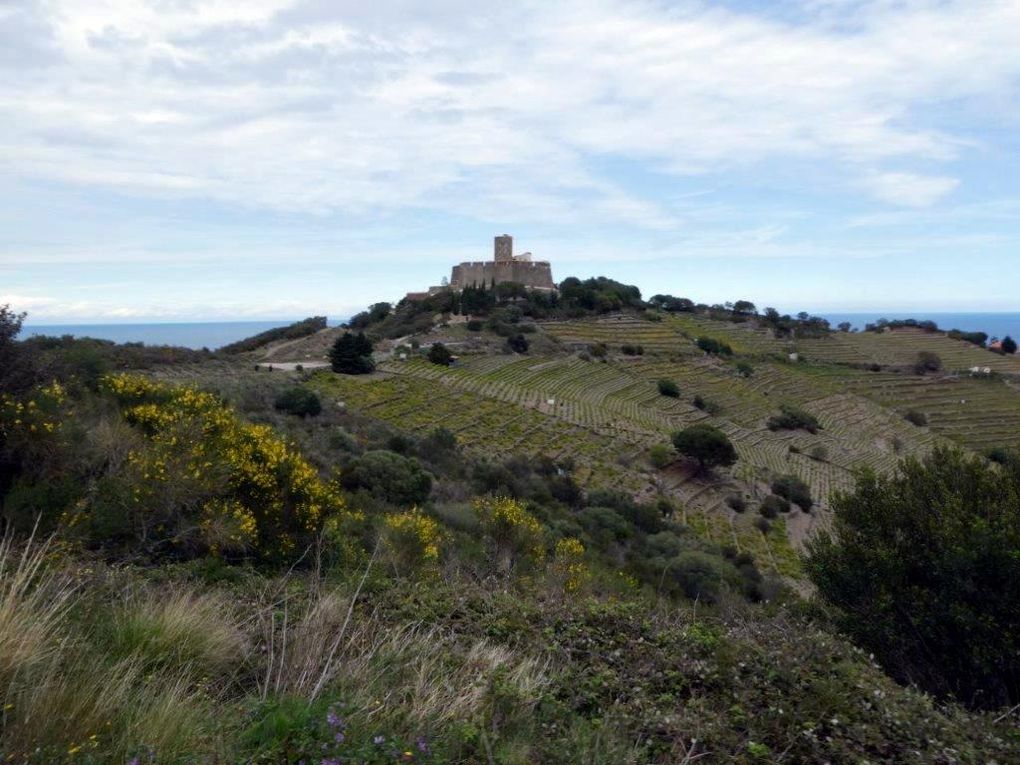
[416,736,429,753]
[326,709,344,729]
[334,731,345,744]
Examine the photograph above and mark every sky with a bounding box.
[2,0,1020,323]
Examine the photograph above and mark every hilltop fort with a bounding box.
[406,234,556,301]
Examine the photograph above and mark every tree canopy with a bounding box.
[806,448,1020,710]
[329,332,375,375]
[672,425,738,474]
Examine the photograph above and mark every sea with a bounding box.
[17,313,1020,350]
[18,321,315,351]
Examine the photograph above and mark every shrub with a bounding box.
[809,445,828,462]
[341,450,433,506]
[692,395,722,415]
[329,332,374,375]
[725,495,747,513]
[620,344,644,356]
[771,475,813,511]
[507,334,529,354]
[806,447,1020,709]
[695,337,733,356]
[427,342,454,366]
[466,319,484,332]
[759,494,790,518]
[904,410,928,427]
[1001,335,1018,355]
[657,378,680,398]
[735,361,754,378]
[672,425,738,475]
[670,551,733,603]
[382,507,442,574]
[92,375,352,561]
[475,496,545,575]
[913,351,943,375]
[649,443,673,469]
[273,387,322,417]
[552,537,589,593]
[767,404,821,433]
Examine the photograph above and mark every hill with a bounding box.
[1,297,1019,762]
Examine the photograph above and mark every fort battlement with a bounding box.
[405,234,557,302]
[449,235,556,292]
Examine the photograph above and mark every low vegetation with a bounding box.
[220,316,327,354]
[767,403,821,433]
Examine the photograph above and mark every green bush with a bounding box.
[759,494,790,518]
[735,361,754,378]
[913,351,943,375]
[726,495,747,513]
[273,387,322,417]
[620,344,644,356]
[657,378,680,398]
[427,342,454,366]
[771,475,813,511]
[767,404,820,433]
[672,425,737,475]
[904,410,928,427]
[806,447,1020,709]
[340,450,433,506]
[466,319,483,331]
[692,394,722,415]
[649,443,673,469]
[696,337,733,356]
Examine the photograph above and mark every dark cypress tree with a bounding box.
[330,332,375,375]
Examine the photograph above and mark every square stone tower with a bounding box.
[494,234,513,262]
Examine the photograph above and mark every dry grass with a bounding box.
[0,534,74,688]
[106,586,247,680]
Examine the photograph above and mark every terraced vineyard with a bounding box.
[799,328,1020,373]
[840,371,1020,451]
[538,315,696,354]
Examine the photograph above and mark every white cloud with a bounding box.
[1,0,1018,227]
[863,171,960,207]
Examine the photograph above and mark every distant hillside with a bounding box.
[220,316,327,354]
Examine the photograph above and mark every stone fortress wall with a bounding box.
[449,235,556,292]
[405,234,556,302]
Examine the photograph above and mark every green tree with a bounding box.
[427,342,454,366]
[913,351,943,375]
[672,425,738,475]
[0,304,26,391]
[805,447,1020,709]
[657,378,680,398]
[329,332,374,375]
[1002,335,1018,355]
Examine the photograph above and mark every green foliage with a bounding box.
[347,302,392,330]
[913,350,943,375]
[506,334,529,354]
[767,403,821,433]
[341,450,433,506]
[619,344,643,355]
[904,409,928,427]
[558,276,643,314]
[771,475,813,511]
[725,495,747,513]
[759,495,790,518]
[648,443,673,469]
[466,319,483,332]
[734,361,754,378]
[695,337,733,356]
[656,378,680,398]
[330,332,375,374]
[273,386,322,417]
[691,394,722,415]
[672,425,738,474]
[427,342,454,366]
[806,447,1020,709]
[1001,335,1018,355]
[221,316,327,354]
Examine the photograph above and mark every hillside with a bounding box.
[1,300,1019,763]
